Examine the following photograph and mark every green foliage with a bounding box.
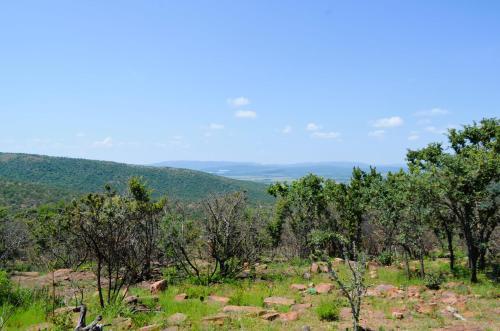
[316,298,343,321]
[377,251,393,266]
[424,272,445,290]
[0,152,273,209]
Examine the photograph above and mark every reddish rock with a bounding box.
[310,263,319,273]
[319,263,329,273]
[202,313,230,325]
[332,257,344,266]
[174,293,187,302]
[261,312,280,321]
[416,302,437,314]
[264,296,295,307]
[391,308,405,319]
[407,286,421,298]
[207,295,230,304]
[138,325,161,331]
[54,268,72,278]
[315,283,333,294]
[167,313,187,326]
[223,305,265,315]
[150,280,167,294]
[290,284,307,291]
[291,303,312,312]
[279,311,299,321]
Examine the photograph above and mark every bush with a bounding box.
[424,272,445,290]
[377,251,393,266]
[316,299,342,321]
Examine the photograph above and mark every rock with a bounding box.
[290,284,307,291]
[167,313,187,326]
[416,302,437,314]
[124,295,139,305]
[302,272,311,280]
[54,268,72,278]
[310,263,319,273]
[223,305,265,315]
[256,264,268,271]
[368,261,379,269]
[207,295,230,304]
[279,311,299,321]
[391,308,405,319]
[174,293,187,302]
[202,313,230,326]
[373,284,401,298]
[315,283,333,294]
[261,312,280,321]
[138,325,161,331]
[332,257,344,266]
[264,296,295,307]
[150,280,167,294]
[369,269,378,279]
[319,263,329,273]
[301,326,311,331]
[441,291,458,305]
[112,317,134,329]
[13,271,40,277]
[291,303,312,312]
[444,306,466,321]
[407,286,421,298]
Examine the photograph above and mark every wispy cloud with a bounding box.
[408,131,419,141]
[425,124,458,135]
[282,125,292,134]
[372,116,404,128]
[208,123,224,130]
[368,130,385,138]
[235,110,257,119]
[311,131,341,139]
[306,122,321,131]
[93,137,113,148]
[414,108,450,117]
[227,97,250,107]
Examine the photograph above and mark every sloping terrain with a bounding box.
[0,152,273,209]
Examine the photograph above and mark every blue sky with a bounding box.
[0,1,498,165]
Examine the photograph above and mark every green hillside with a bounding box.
[0,153,273,209]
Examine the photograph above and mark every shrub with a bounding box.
[424,272,445,290]
[377,251,393,266]
[316,299,342,321]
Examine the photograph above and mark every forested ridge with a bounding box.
[0,152,273,209]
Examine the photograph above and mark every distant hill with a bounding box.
[0,153,273,210]
[154,161,404,183]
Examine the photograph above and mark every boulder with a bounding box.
[167,313,187,326]
[279,311,299,321]
[174,293,187,302]
[291,303,312,312]
[315,283,333,294]
[207,295,230,304]
[223,305,265,316]
[264,296,295,307]
[261,312,280,321]
[150,280,167,294]
[310,263,319,273]
[290,284,307,291]
[202,313,230,326]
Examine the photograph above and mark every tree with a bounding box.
[407,118,499,282]
[268,174,331,258]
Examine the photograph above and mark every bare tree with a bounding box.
[327,243,367,331]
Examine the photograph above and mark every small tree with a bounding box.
[327,243,367,331]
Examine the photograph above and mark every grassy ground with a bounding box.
[3,257,499,330]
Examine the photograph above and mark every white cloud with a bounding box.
[306,123,321,131]
[311,131,341,139]
[425,124,458,135]
[372,116,404,128]
[208,123,224,130]
[235,110,257,119]
[368,130,385,138]
[282,125,292,134]
[93,137,113,148]
[414,108,450,117]
[408,133,419,141]
[227,97,250,107]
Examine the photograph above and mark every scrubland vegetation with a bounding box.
[0,118,498,330]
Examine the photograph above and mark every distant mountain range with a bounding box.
[0,153,273,211]
[153,161,405,183]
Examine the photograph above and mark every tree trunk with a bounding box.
[478,246,487,271]
[419,253,425,278]
[96,258,105,308]
[445,225,455,271]
[404,250,411,279]
[468,244,479,283]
